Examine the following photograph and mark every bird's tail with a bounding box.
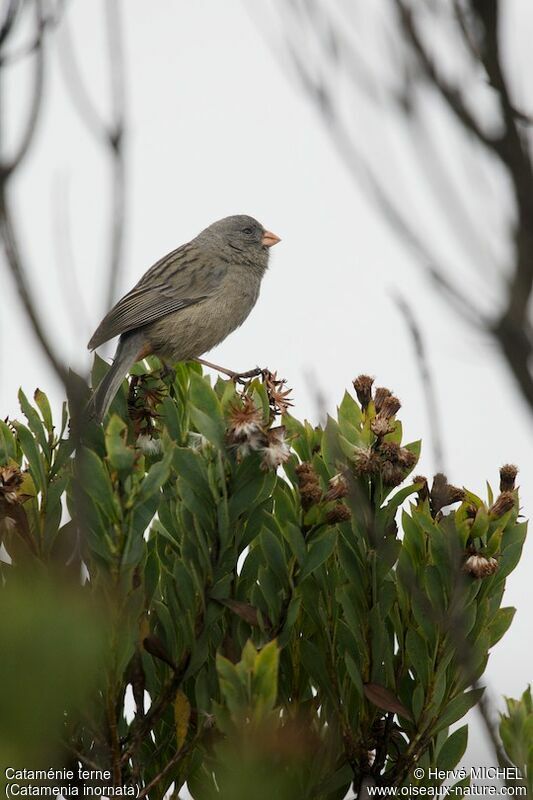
[90,333,144,423]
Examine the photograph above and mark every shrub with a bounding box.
[0,360,527,798]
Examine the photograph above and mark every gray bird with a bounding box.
[88,215,281,421]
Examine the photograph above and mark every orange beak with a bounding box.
[262,229,281,248]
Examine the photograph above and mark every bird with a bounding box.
[87,215,281,422]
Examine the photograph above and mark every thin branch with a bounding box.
[0,0,20,49]
[392,0,495,149]
[393,293,445,472]
[58,13,108,143]
[58,1,127,310]
[473,679,513,772]
[0,0,45,178]
[0,1,65,66]
[103,0,126,310]
[136,738,195,800]
[52,171,92,337]
[0,188,68,386]
[120,652,190,766]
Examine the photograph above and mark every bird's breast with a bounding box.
[146,263,262,362]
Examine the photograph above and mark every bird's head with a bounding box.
[199,215,281,269]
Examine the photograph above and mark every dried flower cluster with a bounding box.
[293,464,351,523]
[353,375,373,411]
[499,464,518,493]
[262,370,293,417]
[350,377,417,488]
[427,473,465,517]
[489,491,516,519]
[464,551,499,579]
[128,373,166,440]
[324,473,348,502]
[0,465,23,505]
[295,462,322,510]
[227,380,292,471]
[325,503,351,524]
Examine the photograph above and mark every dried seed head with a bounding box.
[370,416,394,438]
[379,395,401,420]
[0,466,23,504]
[353,447,381,477]
[413,475,429,502]
[381,461,406,487]
[234,430,266,461]
[295,462,317,482]
[261,426,291,470]
[324,472,348,502]
[136,435,163,456]
[263,370,293,416]
[325,502,351,524]
[489,491,515,518]
[378,441,401,461]
[499,464,518,493]
[373,387,392,413]
[228,396,264,440]
[300,483,323,511]
[464,554,499,579]
[398,448,417,469]
[430,473,465,516]
[295,462,322,510]
[353,375,374,410]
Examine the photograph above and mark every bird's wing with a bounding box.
[88,243,225,349]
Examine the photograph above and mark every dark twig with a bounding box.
[0,0,45,178]
[58,1,127,311]
[103,0,126,309]
[393,294,445,473]
[136,737,196,800]
[0,190,68,386]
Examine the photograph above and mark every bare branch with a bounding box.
[58,1,127,311]
[392,0,495,149]
[0,0,20,49]
[0,0,45,178]
[0,189,68,385]
[103,0,126,309]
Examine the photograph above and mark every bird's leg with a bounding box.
[194,358,264,384]
[159,360,176,382]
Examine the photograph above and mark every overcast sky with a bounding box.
[2,0,532,778]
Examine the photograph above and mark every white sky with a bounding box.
[1,0,531,779]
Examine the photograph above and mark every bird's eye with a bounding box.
[242,227,254,235]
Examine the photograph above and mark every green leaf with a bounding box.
[260,528,287,584]
[437,725,468,771]
[14,421,47,493]
[0,420,17,463]
[104,415,135,473]
[173,447,213,507]
[189,373,225,449]
[34,389,53,434]
[18,389,48,456]
[406,628,429,688]
[299,533,336,581]
[321,416,345,473]
[364,683,413,721]
[488,607,516,647]
[433,688,484,733]
[78,447,116,519]
[252,640,279,718]
[138,448,173,502]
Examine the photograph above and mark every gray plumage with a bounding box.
[88,215,279,422]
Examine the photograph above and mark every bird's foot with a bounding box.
[195,358,265,385]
